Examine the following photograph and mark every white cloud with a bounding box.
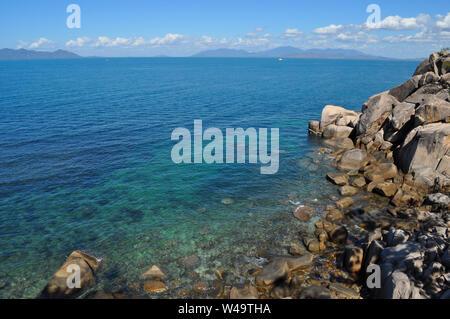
[255,27,264,32]
[313,24,344,34]
[367,15,424,31]
[149,33,186,46]
[283,28,303,38]
[436,13,450,29]
[29,38,53,49]
[66,37,92,47]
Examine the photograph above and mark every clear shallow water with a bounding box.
[0,58,417,298]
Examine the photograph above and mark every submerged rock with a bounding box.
[144,281,167,294]
[142,265,168,280]
[293,206,313,221]
[230,285,259,299]
[336,197,354,210]
[221,198,235,205]
[255,259,289,286]
[339,185,359,196]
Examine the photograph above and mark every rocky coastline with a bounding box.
[40,52,450,299]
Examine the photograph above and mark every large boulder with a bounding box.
[364,163,398,182]
[323,137,355,150]
[322,124,354,139]
[414,57,434,76]
[390,102,416,131]
[336,149,369,171]
[397,123,450,189]
[320,105,361,129]
[388,75,421,102]
[40,251,101,299]
[414,96,450,126]
[357,92,399,137]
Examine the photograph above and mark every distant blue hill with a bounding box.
[0,48,81,60]
[192,46,390,59]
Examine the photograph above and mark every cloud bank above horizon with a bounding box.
[8,3,450,59]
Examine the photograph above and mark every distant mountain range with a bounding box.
[0,47,420,61]
[0,48,81,60]
[191,46,390,60]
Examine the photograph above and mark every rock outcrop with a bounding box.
[310,51,450,196]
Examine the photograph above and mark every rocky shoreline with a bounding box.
[39,52,449,299]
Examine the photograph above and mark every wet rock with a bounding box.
[308,120,321,135]
[40,250,101,299]
[373,182,398,197]
[329,283,360,299]
[221,198,235,205]
[339,185,359,196]
[351,176,367,188]
[255,259,289,286]
[329,225,348,245]
[178,254,200,269]
[326,173,349,186]
[304,237,326,253]
[230,285,258,299]
[270,282,293,299]
[299,285,331,299]
[144,281,167,294]
[289,243,308,256]
[142,265,168,280]
[280,254,314,270]
[325,209,344,222]
[293,206,313,221]
[344,246,364,273]
[336,149,368,171]
[336,197,354,210]
[194,281,209,293]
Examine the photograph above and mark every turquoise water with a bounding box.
[0,58,417,298]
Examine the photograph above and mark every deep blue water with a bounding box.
[0,58,417,298]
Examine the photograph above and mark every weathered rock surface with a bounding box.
[337,149,368,171]
[327,173,349,185]
[320,105,361,129]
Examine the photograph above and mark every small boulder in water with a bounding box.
[40,250,101,299]
[293,206,313,221]
[144,281,167,294]
[142,265,168,280]
[221,198,235,205]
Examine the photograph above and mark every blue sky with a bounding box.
[1,0,449,58]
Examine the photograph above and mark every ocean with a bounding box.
[0,57,418,298]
